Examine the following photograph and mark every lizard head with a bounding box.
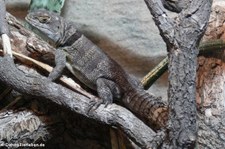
[25,10,65,46]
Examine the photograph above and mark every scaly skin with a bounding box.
[26,10,167,127]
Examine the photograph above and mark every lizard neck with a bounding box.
[63,31,82,46]
[57,22,81,47]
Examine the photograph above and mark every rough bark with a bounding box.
[144,0,212,148]
[0,54,160,149]
[0,98,113,149]
[1,1,222,148]
[196,1,225,148]
[5,11,168,129]
[0,0,9,35]
[0,13,162,149]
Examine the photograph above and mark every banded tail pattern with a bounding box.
[123,89,168,128]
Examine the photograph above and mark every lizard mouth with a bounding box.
[25,15,61,46]
[25,15,52,32]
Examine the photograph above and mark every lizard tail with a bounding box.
[122,89,168,128]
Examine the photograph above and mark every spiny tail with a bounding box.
[123,90,168,128]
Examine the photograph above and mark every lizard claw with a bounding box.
[103,100,112,108]
[87,97,113,114]
[87,100,104,114]
[87,99,113,115]
[102,98,113,108]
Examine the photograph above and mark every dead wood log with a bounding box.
[0,54,162,148]
[0,12,163,149]
[144,0,212,148]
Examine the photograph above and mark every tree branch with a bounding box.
[0,0,9,35]
[144,0,212,148]
[142,39,225,89]
[0,55,162,148]
[144,0,176,48]
[0,0,12,57]
[0,11,170,148]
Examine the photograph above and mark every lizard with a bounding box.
[25,9,167,127]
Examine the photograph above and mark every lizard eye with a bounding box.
[37,16,51,23]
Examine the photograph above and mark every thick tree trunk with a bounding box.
[1,1,223,148]
[168,47,198,148]
[144,0,212,148]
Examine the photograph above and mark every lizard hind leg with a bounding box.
[96,78,121,107]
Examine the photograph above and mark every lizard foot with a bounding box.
[48,73,58,81]
[102,99,113,108]
[46,77,54,83]
[87,100,104,114]
[87,98,113,115]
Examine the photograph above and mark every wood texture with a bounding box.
[145,0,212,148]
[0,12,161,149]
[196,1,225,148]
[1,1,224,148]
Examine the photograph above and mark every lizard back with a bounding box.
[26,10,167,128]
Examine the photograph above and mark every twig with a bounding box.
[141,56,168,89]
[142,39,225,89]
[0,1,12,57]
[2,34,12,57]
[0,50,96,99]
[0,55,159,148]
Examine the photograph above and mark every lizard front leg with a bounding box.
[48,48,66,81]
